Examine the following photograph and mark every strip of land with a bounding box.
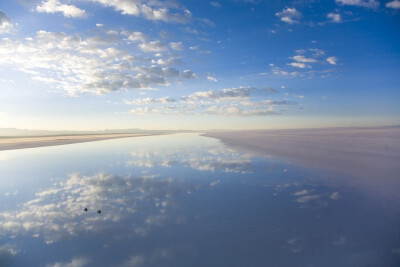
[205,127,400,197]
[0,133,157,151]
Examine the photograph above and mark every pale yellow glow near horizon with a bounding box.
[1,112,398,131]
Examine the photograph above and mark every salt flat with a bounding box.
[205,127,400,197]
[0,133,157,151]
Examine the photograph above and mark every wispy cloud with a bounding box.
[335,0,379,9]
[210,1,222,7]
[386,0,400,9]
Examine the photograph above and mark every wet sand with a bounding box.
[204,127,400,197]
[0,133,157,151]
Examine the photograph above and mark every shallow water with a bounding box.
[0,133,399,266]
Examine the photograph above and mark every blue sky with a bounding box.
[0,0,399,130]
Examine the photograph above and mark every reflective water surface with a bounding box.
[0,134,399,266]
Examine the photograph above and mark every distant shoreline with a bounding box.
[0,133,159,151]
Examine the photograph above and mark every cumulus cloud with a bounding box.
[0,29,194,95]
[276,8,302,24]
[326,56,338,65]
[91,0,192,23]
[0,11,13,34]
[386,0,400,8]
[327,12,342,23]
[335,0,379,8]
[122,30,148,43]
[271,48,337,77]
[125,86,297,116]
[36,0,87,18]
[156,56,183,66]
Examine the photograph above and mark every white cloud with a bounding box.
[169,41,183,51]
[297,195,319,203]
[207,105,279,116]
[293,190,309,196]
[122,30,148,43]
[386,0,400,8]
[36,0,87,18]
[293,55,317,63]
[183,87,252,102]
[206,73,218,82]
[288,62,309,68]
[335,0,379,8]
[0,11,13,34]
[326,56,338,65]
[327,12,342,23]
[0,30,194,95]
[124,86,296,116]
[139,40,167,52]
[276,8,302,24]
[47,257,92,267]
[92,0,192,23]
[156,56,183,66]
[125,96,177,105]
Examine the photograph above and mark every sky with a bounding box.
[0,0,399,130]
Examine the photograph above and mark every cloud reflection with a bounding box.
[127,146,254,173]
[0,172,200,243]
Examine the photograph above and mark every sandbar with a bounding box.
[0,133,157,151]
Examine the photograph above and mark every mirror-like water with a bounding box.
[0,134,399,266]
